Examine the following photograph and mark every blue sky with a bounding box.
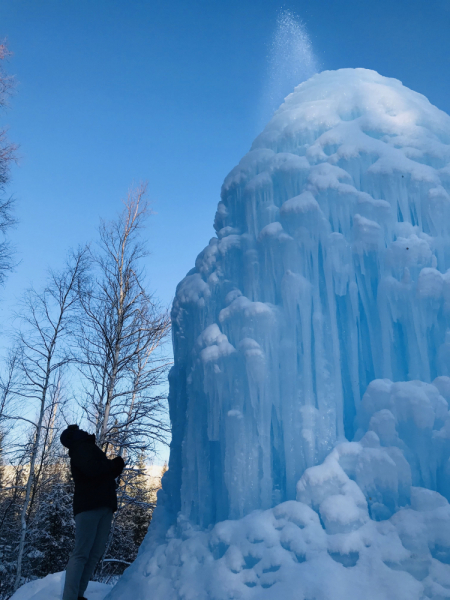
[0,0,449,327]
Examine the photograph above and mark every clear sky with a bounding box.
[0,0,449,462]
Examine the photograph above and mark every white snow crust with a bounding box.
[106,69,450,599]
[10,572,110,600]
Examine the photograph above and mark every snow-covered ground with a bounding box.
[10,572,111,600]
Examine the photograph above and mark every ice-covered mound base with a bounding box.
[10,572,111,600]
[109,378,450,600]
[111,492,450,600]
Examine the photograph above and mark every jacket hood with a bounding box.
[60,425,94,449]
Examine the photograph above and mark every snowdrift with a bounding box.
[10,572,110,600]
[106,68,450,599]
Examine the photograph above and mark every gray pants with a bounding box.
[63,507,113,600]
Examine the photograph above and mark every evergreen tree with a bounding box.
[0,463,26,599]
[25,462,75,579]
[129,454,155,548]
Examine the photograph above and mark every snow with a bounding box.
[18,68,450,599]
[10,572,111,600]
[107,479,450,599]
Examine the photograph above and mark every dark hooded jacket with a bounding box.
[61,426,124,516]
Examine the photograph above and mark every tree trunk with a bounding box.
[13,385,47,591]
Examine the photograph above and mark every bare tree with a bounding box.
[0,348,21,521]
[12,248,88,591]
[71,185,170,583]
[0,41,18,286]
[0,388,73,598]
[0,347,19,424]
[77,183,170,458]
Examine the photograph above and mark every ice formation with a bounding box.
[107,69,450,599]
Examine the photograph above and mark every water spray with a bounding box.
[260,9,319,126]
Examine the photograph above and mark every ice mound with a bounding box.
[107,68,450,599]
[10,572,111,600]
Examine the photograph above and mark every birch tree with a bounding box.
[12,248,88,591]
[73,186,170,582]
[77,184,170,456]
[23,405,74,581]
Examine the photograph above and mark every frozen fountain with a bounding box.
[108,69,450,600]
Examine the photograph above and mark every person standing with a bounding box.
[60,424,125,600]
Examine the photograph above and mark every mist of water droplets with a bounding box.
[259,10,319,126]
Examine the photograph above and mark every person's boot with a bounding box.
[78,597,87,600]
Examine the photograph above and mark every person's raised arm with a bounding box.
[71,443,124,479]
